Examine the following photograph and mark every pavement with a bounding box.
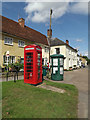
[64,68,88,118]
[47,68,88,118]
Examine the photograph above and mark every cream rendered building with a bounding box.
[50,38,78,70]
[0,16,49,69]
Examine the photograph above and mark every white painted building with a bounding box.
[50,38,78,70]
[41,45,49,65]
[77,54,82,68]
[35,43,49,66]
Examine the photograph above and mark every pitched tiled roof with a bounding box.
[2,16,48,46]
[50,38,77,52]
[50,38,65,46]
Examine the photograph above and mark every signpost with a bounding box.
[6,51,9,72]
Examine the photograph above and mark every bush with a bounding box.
[9,62,24,72]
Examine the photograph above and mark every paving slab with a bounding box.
[37,83,65,93]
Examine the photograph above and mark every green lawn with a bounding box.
[2,80,78,118]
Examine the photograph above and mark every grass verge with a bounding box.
[2,80,78,118]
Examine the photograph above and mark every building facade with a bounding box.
[50,38,78,70]
[0,16,49,69]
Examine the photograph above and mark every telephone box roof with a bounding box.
[50,54,64,58]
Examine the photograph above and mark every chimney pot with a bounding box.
[66,40,69,45]
[18,18,25,27]
[47,29,52,38]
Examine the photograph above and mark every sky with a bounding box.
[2,1,88,56]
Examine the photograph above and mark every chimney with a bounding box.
[66,40,69,45]
[47,29,52,38]
[18,18,25,27]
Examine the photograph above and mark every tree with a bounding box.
[83,56,90,65]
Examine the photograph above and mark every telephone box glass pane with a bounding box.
[53,59,58,66]
[25,52,33,79]
[60,58,63,65]
[53,67,58,74]
[37,52,41,80]
[60,67,63,74]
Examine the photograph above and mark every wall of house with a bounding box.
[1,33,33,68]
[50,45,67,69]
[0,33,2,69]
[66,46,77,69]
[80,56,87,66]
[36,43,49,65]
[50,45,77,70]
[1,33,49,68]
[77,56,82,68]
[50,45,66,56]
[42,46,49,65]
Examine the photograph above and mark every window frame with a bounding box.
[44,47,48,53]
[18,40,25,47]
[55,48,60,54]
[3,55,15,65]
[4,36,13,46]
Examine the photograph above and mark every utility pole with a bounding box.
[48,9,53,64]
[49,9,52,30]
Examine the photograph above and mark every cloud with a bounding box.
[79,51,88,56]
[68,2,88,15]
[84,51,88,56]
[24,1,88,23]
[76,39,83,42]
[24,2,69,23]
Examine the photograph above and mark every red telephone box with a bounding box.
[24,44,42,85]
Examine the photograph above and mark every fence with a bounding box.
[1,71,24,82]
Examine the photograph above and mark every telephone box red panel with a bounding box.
[24,44,42,85]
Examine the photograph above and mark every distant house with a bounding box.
[0,16,49,69]
[79,54,87,67]
[50,38,78,70]
[77,54,82,68]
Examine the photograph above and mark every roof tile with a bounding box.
[2,16,48,46]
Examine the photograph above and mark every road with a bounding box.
[52,68,88,118]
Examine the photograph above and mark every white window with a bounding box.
[3,55,15,64]
[72,52,73,55]
[44,58,48,65]
[69,50,71,55]
[18,40,25,47]
[45,47,48,53]
[55,48,60,54]
[4,36,13,45]
[67,49,69,55]
[10,56,15,63]
[60,58,63,65]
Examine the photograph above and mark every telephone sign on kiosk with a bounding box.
[24,44,42,85]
